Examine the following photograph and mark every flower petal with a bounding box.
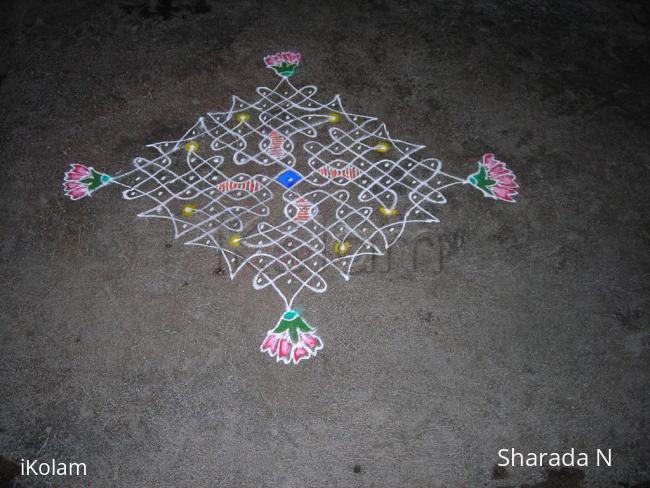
[65,186,89,200]
[292,346,310,364]
[261,333,279,355]
[65,164,91,181]
[265,54,282,67]
[482,153,497,168]
[496,174,517,188]
[301,333,321,351]
[277,338,291,363]
[492,185,516,202]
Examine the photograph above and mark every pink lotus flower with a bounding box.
[467,153,518,202]
[63,182,87,200]
[66,163,91,182]
[260,310,323,364]
[63,163,111,200]
[263,51,302,78]
[263,54,281,67]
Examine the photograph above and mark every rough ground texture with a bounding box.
[0,0,648,487]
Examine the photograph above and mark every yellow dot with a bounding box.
[334,241,349,255]
[228,234,241,247]
[379,206,397,216]
[236,113,251,123]
[181,204,197,217]
[185,141,199,152]
[374,142,391,153]
[328,112,341,123]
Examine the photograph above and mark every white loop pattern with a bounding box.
[111,77,466,309]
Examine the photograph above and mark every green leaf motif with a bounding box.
[468,164,496,196]
[289,327,299,344]
[81,169,109,191]
[272,311,313,344]
[271,62,297,77]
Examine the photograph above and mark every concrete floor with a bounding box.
[1,1,648,487]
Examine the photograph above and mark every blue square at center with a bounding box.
[276,169,303,189]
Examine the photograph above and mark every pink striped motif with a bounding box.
[317,165,361,180]
[216,179,262,193]
[268,130,286,158]
[293,197,315,222]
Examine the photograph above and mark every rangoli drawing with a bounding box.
[63,52,519,365]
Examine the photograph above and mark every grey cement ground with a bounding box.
[1,1,649,487]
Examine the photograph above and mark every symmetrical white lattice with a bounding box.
[108,76,467,310]
[63,52,519,364]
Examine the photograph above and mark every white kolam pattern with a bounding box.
[107,77,468,310]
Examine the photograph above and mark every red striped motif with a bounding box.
[293,197,314,222]
[268,130,286,158]
[216,180,262,193]
[317,165,361,180]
